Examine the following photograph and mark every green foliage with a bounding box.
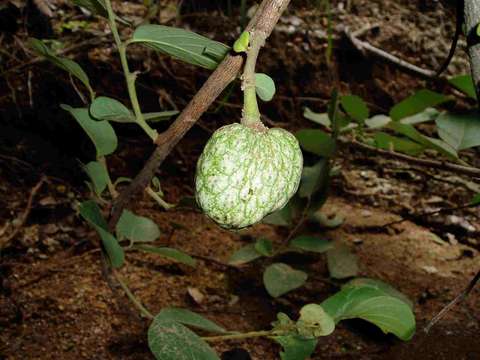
[326,243,358,279]
[321,284,415,341]
[263,263,308,297]
[254,238,274,257]
[148,318,219,360]
[134,245,196,267]
[340,95,369,123]
[273,335,317,360]
[29,38,95,99]
[448,74,477,99]
[471,193,480,206]
[436,112,480,151]
[155,308,227,333]
[389,89,450,121]
[83,161,110,196]
[296,304,335,337]
[233,31,250,53]
[288,236,332,253]
[374,132,425,155]
[295,129,336,157]
[90,96,178,123]
[255,73,276,101]
[116,209,161,243]
[131,25,230,70]
[72,0,108,17]
[62,105,118,157]
[228,244,262,265]
[79,200,125,268]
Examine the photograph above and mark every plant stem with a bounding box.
[241,29,267,129]
[145,186,175,210]
[104,0,157,141]
[203,329,283,342]
[98,157,119,199]
[112,269,154,319]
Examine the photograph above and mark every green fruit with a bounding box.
[195,123,303,229]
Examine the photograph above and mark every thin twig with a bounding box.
[424,269,480,333]
[0,176,47,250]
[339,138,480,178]
[109,0,293,229]
[343,26,438,80]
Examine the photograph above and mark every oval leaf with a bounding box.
[228,244,262,265]
[61,105,117,157]
[233,31,249,53]
[326,243,358,279]
[148,318,220,360]
[340,95,369,123]
[116,209,161,243]
[135,245,196,267]
[83,161,110,196]
[263,263,308,298]
[295,129,335,157]
[297,304,335,337]
[255,73,276,102]
[273,335,317,360]
[289,236,332,253]
[321,286,416,341]
[131,25,230,70]
[389,89,450,121]
[304,107,331,128]
[90,96,133,122]
[29,38,94,98]
[436,112,480,151]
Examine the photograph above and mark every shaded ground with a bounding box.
[1,0,480,359]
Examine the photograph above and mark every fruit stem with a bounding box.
[241,29,267,129]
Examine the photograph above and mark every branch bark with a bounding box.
[465,0,480,100]
[109,0,292,229]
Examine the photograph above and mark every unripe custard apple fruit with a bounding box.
[195,123,303,229]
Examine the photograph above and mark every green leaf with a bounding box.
[289,236,332,253]
[471,193,480,206]
[156,308,227,333]
[83,161,110,196]
[263,203,292,227]
[321,286,416,341]
[374,132,425,155]
[399,107,440,125]
[148,318,220,360]
[228,244,262,265]
[273,335,318,360]
[263,263,308,298]
[79,200,124,268]
[116,209,161,243]
[344,278,413,309]
[436,112,480,150]
[131,25,230,70]
[389,122,458,159]
[29,38,94,98]
[303,108,331,128]
[326,243,358,279]
[254,238,274,257]
[90,96,133,122]
[135,245,196,267]
[295,129,335,157]
[255,73,276,101]
[448,74,477,99]
[299,160,330,198]
[389,89,450,121]
[233,31,249,53]
[365,115,391,129]
[297,304,335,337]
[61,105,117,157]
[340,95,369,123]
